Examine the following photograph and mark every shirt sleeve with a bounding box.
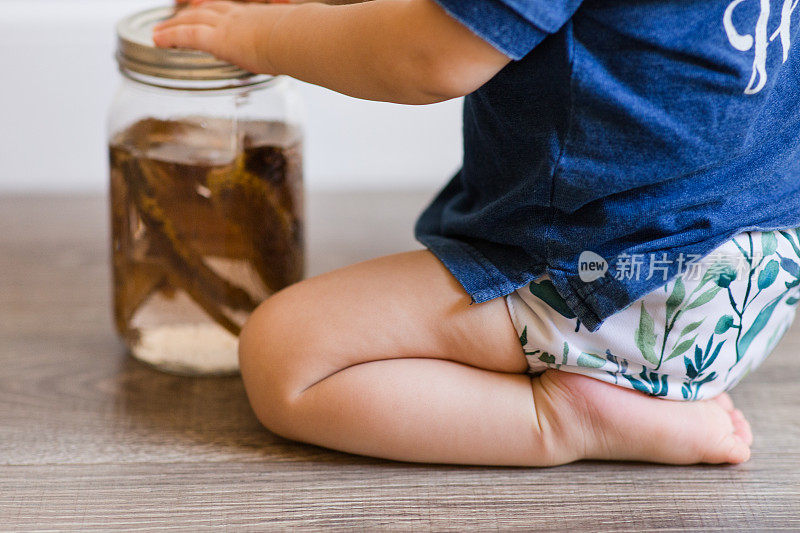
[433,0,584,60]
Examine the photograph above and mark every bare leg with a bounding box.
[239,251,752,466]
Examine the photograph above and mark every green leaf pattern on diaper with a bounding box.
[672,231,800,394]
[528,279,575,319]
[519,326,562,368]
[634,303,658,366]
[576,351,606,368]
[528,279,581,331]
[681,335,724,400]
[517,230,800,399]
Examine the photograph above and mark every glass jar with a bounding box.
[108,7,305,375]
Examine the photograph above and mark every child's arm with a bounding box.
[154,0,511,104]
[180,0,374,4]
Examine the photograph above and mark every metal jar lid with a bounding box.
[116,6,256,83]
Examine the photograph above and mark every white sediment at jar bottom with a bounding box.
[131,323,240,375]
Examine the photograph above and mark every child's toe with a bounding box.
[730,408,754,446]
[698,404,751,464]
[714,433,751,464]
[712,392,735,412]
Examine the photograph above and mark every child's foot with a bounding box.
[535,370,753,465]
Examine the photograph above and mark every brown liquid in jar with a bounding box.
[109,118,304,373]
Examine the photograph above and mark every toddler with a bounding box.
[155,0,800,465]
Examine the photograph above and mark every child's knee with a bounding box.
[238,286,311,433]
[239,282,309,372]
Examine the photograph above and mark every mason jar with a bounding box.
[108,7,305,375]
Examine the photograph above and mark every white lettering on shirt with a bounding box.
[724,0,799,94]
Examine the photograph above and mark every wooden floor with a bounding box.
[1,193,799,531]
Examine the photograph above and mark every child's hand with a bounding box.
[154,0,510,105]
[154,1,289,74]
[175,0,356,4]
[175,0,288,5]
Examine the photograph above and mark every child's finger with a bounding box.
[184,0,288,4]
[181,0,240,8]
[153,24,217,51]
[189,0,281,3]
[168,1,235,14]
[155,8,222,31]
[189,1,237,13]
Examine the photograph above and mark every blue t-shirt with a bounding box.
[415,0,800,331]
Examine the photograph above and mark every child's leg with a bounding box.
[239,251,752,466]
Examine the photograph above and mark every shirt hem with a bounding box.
[432,0,548,60]
[416,233,538,304]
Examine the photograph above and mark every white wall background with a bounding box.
[0,0,463,192]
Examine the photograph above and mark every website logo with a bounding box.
[578,251,608,282]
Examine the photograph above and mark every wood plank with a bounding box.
[3,461,800,530]
[1,194,799,530]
